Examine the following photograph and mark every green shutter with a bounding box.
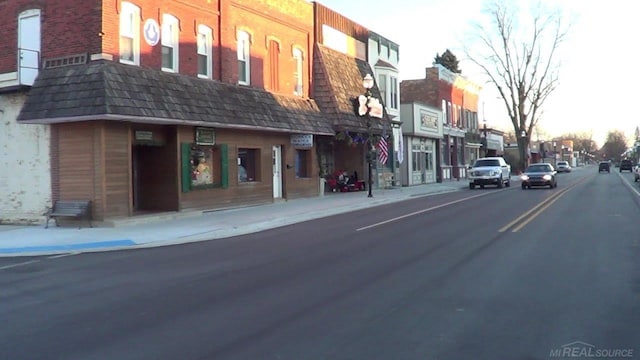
[181,143,192,193]
[220,144,229,188]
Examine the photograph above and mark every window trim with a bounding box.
[119,2,140,65]
[237,30,251,85]
[161,14,180,73]
[197,24,213,79]
[292,47,304,96]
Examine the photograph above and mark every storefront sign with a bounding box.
[290,134,313,148]
[135,130,153,141]
[195,128,215,145]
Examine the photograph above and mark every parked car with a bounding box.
[521,163,557,189]
[619,159,633,172]
[598,161,610,173]
[468,157,511,189]
[556,161,571,173]
[634,163,640,182]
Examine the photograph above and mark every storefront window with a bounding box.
[190,146,217,187]
[295,150,311,178]
[238,148,259,182]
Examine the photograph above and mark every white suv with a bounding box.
[468,157,511,189]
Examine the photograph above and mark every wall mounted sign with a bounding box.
[290,134,313,148]
[135,130,153,141]
[143,19,160,46]
[419,109,438,131]
[195,128,215,145]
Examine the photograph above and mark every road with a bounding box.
[1,167,639,360]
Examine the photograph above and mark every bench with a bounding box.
[45,200,92,229]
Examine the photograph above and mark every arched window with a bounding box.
[161,14,180,72]
[237,31,251,85]
[197,25,213,79]
[119,2,140,65]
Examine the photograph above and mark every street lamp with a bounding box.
[482,120,488,157]
[520,130,527,170]
[357,74,383,198]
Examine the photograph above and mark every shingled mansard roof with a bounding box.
[313,44,391,134]
[17,60,334,135]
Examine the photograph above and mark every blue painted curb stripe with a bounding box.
[0,240,136,254]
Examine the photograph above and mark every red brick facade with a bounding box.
[0,0,314,97]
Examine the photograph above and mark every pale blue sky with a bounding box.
[317,0,639,146]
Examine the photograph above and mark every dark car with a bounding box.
[521,163,557,189]
[598,161,610,173]
[620,159,633,172]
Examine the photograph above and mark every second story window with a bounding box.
[378,74,387,107]
[197,25,213,79]
[390,76,398,109]
[119,2,140,65]
[237,31,251,85]
[293,48,303,96]
[18,9,41,86]
[161,14,179,72]
[268,39,280,91]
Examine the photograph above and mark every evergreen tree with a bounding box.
[434,49,461,74]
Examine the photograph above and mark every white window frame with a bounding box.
[197,24,213,79]
[119,2,140,65]
[161,14,180,72]
[293,48,303,96]
[237,31,251,85]
[18,9,41,86]
[390,76,398,110]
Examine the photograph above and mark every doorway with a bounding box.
[131,144,178,213]
[272,145,282,199]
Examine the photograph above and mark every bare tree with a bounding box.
[464,1,570,171]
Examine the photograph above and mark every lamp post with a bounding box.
[358,74,383,198]
[540,141,545,163]
[482,120,488,157]
[520,130,527,171]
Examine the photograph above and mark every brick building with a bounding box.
[0,0,336,224]
[400,64,481,182]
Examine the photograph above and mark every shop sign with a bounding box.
[135,131,153,141]
[195,128,215,145]
[290,134,313,148]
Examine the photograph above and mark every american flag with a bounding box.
[378,136,388,165]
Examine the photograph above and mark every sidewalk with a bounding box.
[0,181,472,257]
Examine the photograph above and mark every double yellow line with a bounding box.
[499,178,585,233]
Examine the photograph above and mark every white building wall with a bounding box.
[0,93,51,224]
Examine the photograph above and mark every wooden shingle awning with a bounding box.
[17,61,335,135]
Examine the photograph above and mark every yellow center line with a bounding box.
[499,176,587,233]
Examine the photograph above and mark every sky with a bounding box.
[317,0,640,147]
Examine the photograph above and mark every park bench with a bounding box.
[45,200,92,229]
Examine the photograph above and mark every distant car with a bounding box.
[556,161,571,173]
[521,163,557,189]
[468,157,511,189]
[634,163,640,182]
[619,159,633,172]
[598,161,610,173]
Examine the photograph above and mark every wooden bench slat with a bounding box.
[45,200,92,229]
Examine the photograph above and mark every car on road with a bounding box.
[468,157,511,189]
[619,159,633,172]
[634,163,640,182]
[520,163,557,189]
[598,161,610,173]
[556,161,571,173]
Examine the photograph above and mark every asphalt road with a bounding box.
[1,167,640,360]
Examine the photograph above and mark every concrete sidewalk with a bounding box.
[0,181,472,257]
